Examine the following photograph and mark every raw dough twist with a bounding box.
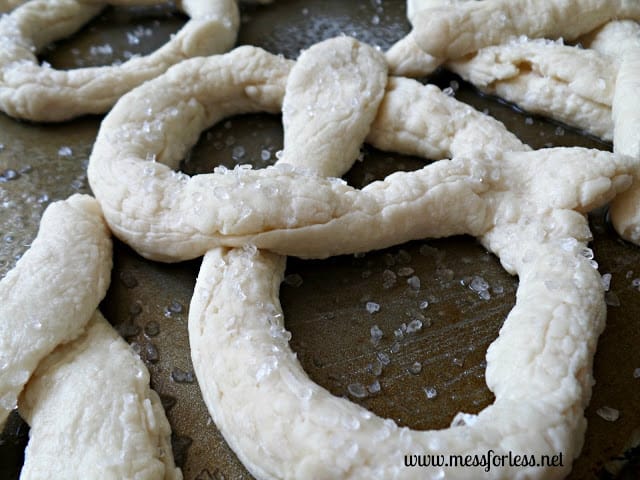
[0,195,181,479]
[0,195,112,427]
[0,0,240,121]
[180,37,630,479]
[388,2,640,245]
[85,33,638,478]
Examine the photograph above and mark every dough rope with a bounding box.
[88,41,635,262]
[185,36,618,480]
[0,0,240,121]
[410,0,640,60]
[388,2,640,247]
[20,312,182,480]
[607,32,640,243]
[0,195,182,478]
[0,194,112,428]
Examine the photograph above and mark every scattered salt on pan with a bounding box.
[525,117,534,125]
[347,382,367,399]
[452,357,464,367]
[368,360,383,376]
[171,368,194,384]
[442,86,455,96]
[58,146,72,157]
[407,275,421,290]
[390,342,400,354]
[633,368,640,379]
[370,325,383,343]
[377,351,391,366]
[596,406,620,422]
[365,301,380,313]
[408,361,422,375]
[145,343,159,363]
[406,319,422,334]
[232,145,246,160]
[371,14,380,25]
[601,273,612,291]
[260,149,271,161]
[424,386,438,399]
[367,380,381,394]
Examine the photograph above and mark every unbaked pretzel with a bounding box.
[0,195,181,478]
[85,32,638,479]
[184,38,631,480]
[0,0,240,121]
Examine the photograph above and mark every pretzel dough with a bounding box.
[19,312,181,480]
[0,0,239,121]
[0,194,112,428]
[410,0,640,60]
[88,44,539,262]
[179,34,629,480]
[447,38,616,141]
[608,35,640,243]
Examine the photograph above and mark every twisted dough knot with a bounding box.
[387,0,640,246]
[0,0,240,121]
[0,195,182,479]
[85,34,637,478]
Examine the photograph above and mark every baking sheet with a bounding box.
[1,1,639,478]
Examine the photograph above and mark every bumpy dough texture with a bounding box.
[411,0,640,60]
[447,38,616,141]
[183,36,633,480]
[0,0,239,121]
[0,195,112,427]
[19,312,182,480]
[387,14,622,140]
[89,43,532,262]
[608,32,640,243]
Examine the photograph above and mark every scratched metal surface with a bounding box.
[0,1,639,479]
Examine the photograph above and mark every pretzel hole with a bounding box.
[182,112,518,431]
[38,4,185,70]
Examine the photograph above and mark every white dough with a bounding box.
[0,195,112,427]
[0,0,240,121]
[19,312,182,480]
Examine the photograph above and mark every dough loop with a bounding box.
[0,0,240,121]
[85,34,638,478]
[387,1,640,245]
[0,195,182,479]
